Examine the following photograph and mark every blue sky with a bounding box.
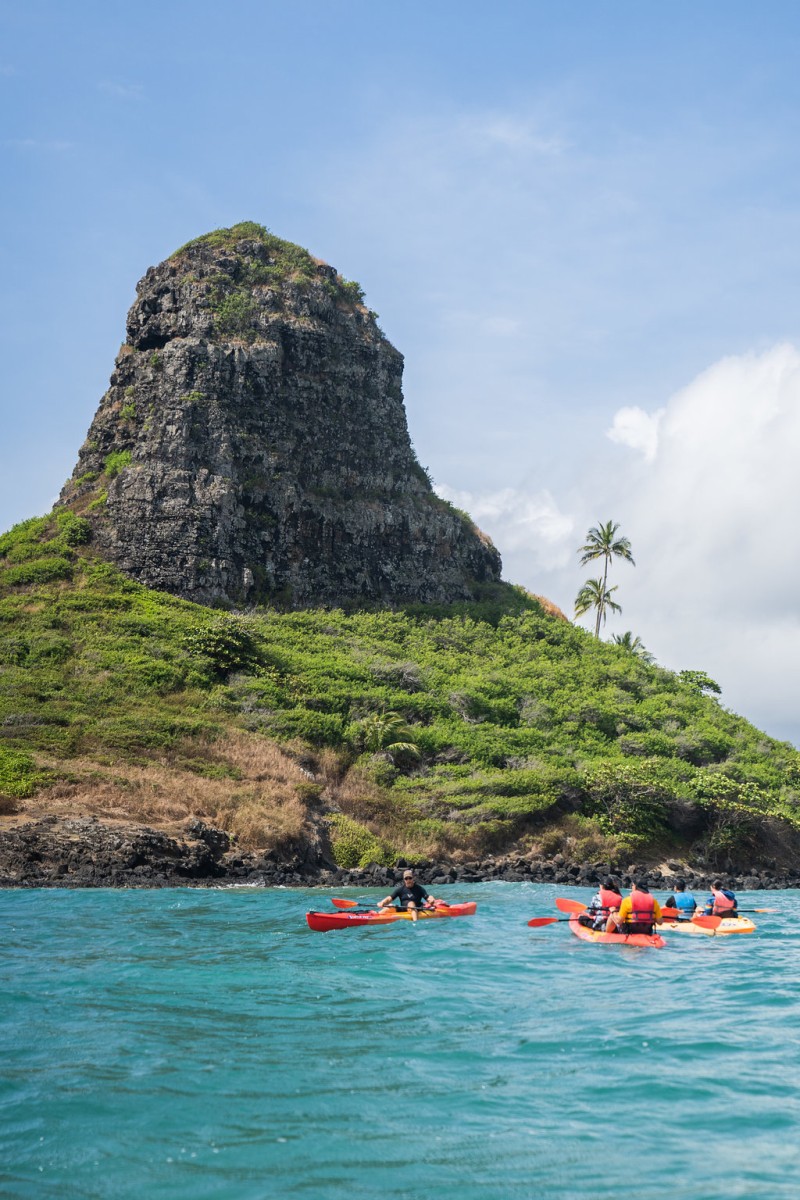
[4,1,800,742]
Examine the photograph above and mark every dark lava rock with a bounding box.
[58,223,500,608]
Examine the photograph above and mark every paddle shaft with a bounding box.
[332,896,447,911]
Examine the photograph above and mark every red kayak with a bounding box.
[568,915,666,949]
[306,901,477,932]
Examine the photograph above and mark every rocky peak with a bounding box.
[59,222,501,606]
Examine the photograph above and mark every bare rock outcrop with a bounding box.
[59,222,501,606]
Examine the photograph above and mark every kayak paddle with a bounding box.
[683,914,722,930]
[722,907,776,914]
[331,897,450,911]
[555,897,588,914]
[528,916,581,927]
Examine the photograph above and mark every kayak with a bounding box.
[306,901,477,932]
[568,915,666,949]
[660,915,756,936]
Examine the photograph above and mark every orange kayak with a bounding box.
[660,915,756,936]
[568,915,666,948]
[306,901,477,932]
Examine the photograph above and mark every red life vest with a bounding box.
[628,890,655,930]
[711,888,736,914]
[599,887,622,912]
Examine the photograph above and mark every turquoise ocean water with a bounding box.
[1,883,799,1199]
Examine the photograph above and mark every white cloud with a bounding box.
[445,343,800,744]
[3,138,74,152]
[606,404,663,461]
[594,343,800,742]
[463,114,565,156]
[436,483,575,571]
[98,81,144,100]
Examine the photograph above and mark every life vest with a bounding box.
[674,892,696,917]
[711,888,736,914]
[627,891,656,931]
[599,887,623,912]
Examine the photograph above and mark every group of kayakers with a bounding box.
[370,867,739,934]
[577,875,739,936]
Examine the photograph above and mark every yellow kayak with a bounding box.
[660,915,756,936]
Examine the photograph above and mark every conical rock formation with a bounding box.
[59,223,501,606]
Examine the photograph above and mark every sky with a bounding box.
[3,1,800,743]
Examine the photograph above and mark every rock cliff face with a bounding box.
[59,222,501,606]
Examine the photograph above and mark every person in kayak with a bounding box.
[377,870,438,922]
[578,877,623,930]
[664,878,697,920]
[703,879,738,917]
[606,879,663,935]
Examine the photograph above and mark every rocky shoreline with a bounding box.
[1,817,798,894]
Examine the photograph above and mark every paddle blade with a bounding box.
[331,898,360,909]
[555,897,587,915]
[692,915,722,930]
[527,917,560,927]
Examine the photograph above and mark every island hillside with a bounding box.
[2,224,799,889]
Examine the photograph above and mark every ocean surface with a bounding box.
[1,883,799,1200]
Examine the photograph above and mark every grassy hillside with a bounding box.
[2,510,799,871]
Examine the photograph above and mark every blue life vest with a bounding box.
[674,891,696,918]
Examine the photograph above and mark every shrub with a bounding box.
[338,278,365,306]
[182,617,261,677]
[325,813,394,868]
[0,747,49,801]
[104,450,132,478]
[54,511,91,546]
[581,760,678,849]
[3,557,74,585]
[214,291,258,339]
[679,669,722,695]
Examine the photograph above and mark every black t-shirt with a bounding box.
[390,882,429,908]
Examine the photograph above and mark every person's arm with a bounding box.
[378,886,401,909]
[419,886,436,908]
[704,895,714,915]
[652,898,663,924]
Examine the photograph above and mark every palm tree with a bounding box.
[574,578,621,634]
[611,631,654,663]
[357,711,420,764]
[578,520,635,637]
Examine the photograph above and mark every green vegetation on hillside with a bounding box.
[169,222,372,342]
[2,512,799,868]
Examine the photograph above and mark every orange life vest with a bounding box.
[599,887,623,912]
[627,890,655,930]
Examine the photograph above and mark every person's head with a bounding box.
[712,878,722,889]
[402,870,415,885]
[603,876,620,892]
[675,878,686,892]
[632,878,650,892]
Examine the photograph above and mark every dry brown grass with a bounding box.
[524,815,620,862]
[529,592,569,621]
[24,731,319,852]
